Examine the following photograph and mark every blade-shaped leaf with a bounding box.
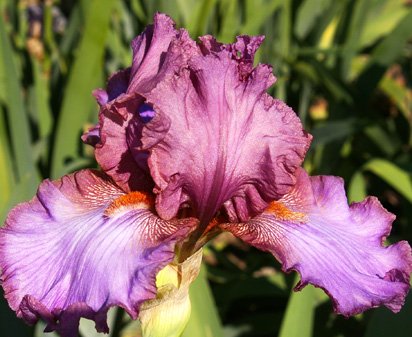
[278,277,315,337]
[364,292,412,337]
[181,265,224,337]
[51,0,115,178]
[360,0,410,49]
[363,159,412,203]
[0,115,14,223]
[356,9,412,98]
[348,170,367,203]
[295,0,332,39]
[0,14,38,193]
[340,0,370,80]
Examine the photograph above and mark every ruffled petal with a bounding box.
[128,13,180,93]
[82,69,131,147]
[223,168,412,316]
[91,14,198,192]
[94,94,155,192]
[0,170,196,337]
[143,38,311,223]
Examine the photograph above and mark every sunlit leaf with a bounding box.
[218,0,240,42]
[181,265,224,337]
[51,0,116,178]
[379,75,412,122]
[356,9,412,97]
[360,0,411,49]
[295,0,332,39]
[340,0,370,80]
[242,0,282,35]
[348,170,367,203]
[279,277,315,337]
[363,159,412,203]
[0,12,39,199]
[370,10,412,65]
[29,59,53,140]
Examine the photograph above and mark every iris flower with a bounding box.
[1,13,411,337]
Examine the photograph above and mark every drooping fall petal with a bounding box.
[0,170,196,337]
[223,168,412,316]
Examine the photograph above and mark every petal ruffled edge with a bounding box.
[143,37,311,222]
[0,170,196,337]
[223,169,412,316]
[89,14,198,192]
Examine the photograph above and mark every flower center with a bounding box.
[105,191,154,216]
[265,201,307,222]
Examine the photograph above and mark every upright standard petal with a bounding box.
[128,13,189,93]
[143,38,311,223]
[0,170,196,337]
[90,14,198,192]
[223,169,412,316]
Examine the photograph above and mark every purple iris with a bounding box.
[1,13,411,337]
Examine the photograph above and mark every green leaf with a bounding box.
[217,0,240,42]
[0,114,14,223]
[177,0,217,37]
[366,7,412,67]
[348,170,367,203]
[30,59,53,139]
[311,118,357,147]
[364,292,412,337]
[360,0,410,49]
[35,321,59,337]
[379,75,412,122]
[295,0,332,39]
[364,124,401,157]
[181,265,224,337]
[0,14,38,186]
[363,159,412,203]
[59,2,82,58]
[130,0,147,22]
[311,60,352,102]
[340,0,371,80]
[51,0,116,178]
[276,0,291,101]
[356,9,412,98]
[278,277,315,337]
[79,308,117,337]
[242,0,282,35]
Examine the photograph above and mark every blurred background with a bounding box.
[1,0,412,336]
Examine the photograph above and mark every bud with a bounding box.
[139,249,203,337]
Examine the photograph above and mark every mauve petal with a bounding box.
[127,13,175,93]
[92,14,198,191]
[223,169,412,316]
[128,13,198,94]
[82,69,132,148]
[0,170,196,337]
[143,40,311,223]
[94,94,155,192]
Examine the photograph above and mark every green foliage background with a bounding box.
[1,0,412,336]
